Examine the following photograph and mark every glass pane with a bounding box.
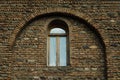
[60,37,67,66]
[50,28,65,34]
[49,37,56,66]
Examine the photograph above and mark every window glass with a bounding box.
[49,37,56,66]
[60,37,67,66]
[50,28,65,34]
[49,36,67,66]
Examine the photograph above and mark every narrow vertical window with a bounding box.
[47,20,69,66]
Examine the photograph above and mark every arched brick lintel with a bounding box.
[8,8,107,79]
[9,8,106,50]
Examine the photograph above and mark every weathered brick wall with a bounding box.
[0,0,120,80]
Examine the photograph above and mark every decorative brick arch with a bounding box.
[9,7,108,79]
[9,8,105,49]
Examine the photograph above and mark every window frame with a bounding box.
[47,19,69,67]
[48,28,67,66]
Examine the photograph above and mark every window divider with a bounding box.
[56,37,60,66]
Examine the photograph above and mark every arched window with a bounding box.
[47,20,69,66]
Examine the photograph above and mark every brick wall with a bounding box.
[0,0,120,80]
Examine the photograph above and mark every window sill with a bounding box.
[47,65,72,71]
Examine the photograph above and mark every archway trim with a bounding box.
[9,7,104,48]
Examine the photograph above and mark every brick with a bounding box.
[0,0,120,80]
